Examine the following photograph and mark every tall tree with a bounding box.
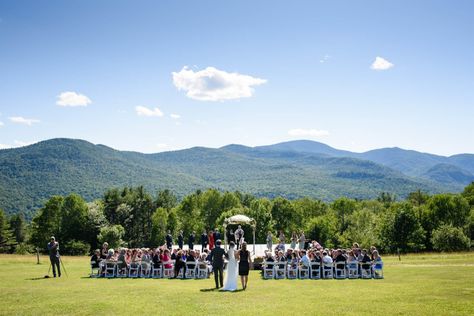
[30,196,64,249]
[0,209,15,253]
[9,213,26,244]
[331,197,357,234]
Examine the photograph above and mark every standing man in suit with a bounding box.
[209,239,226,288]
[47,236,61,278]
[200,230,208,251]
[188,231,195,250]
[166,230,173,250]
[213,228,221,245]
[177,230,184,249]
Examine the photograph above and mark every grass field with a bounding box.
[0,253,473,316]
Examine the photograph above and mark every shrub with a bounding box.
[14,243,33,255]
[431,225,470,252]
[97,225,125,249]
[63,240,90,255]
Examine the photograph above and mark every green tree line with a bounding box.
[1,183,473,255]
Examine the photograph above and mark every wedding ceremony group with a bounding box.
[89,239,250,290]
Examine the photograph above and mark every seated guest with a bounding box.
[198,253,208,270]
[125,249,132,265]
[313,251,322,263]
[347,250,356,262]
[372,250,382,263]
[106,249,115,261]
[300,250,310,267]
[360,249,372,269]
[152,248,161,268]
[264,250,274,262]
[173,250,186,278]
[322,251,333,265]
[117,248,128,273]
[160,249,172,269]
[142,249,151,263]
[277,251,286,269]
[101,242,109,260]
[370,246,377,260]
[290,252,299,269]
[334,249,346,276]
[170,248,178,260]
[187,250,196,262]
[90,249,101,268]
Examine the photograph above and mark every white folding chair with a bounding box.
[263,261,275,279]
[334,262,347,279]
[274,262,286,279]
[128,262,140,278]
[140,262,151,278]
[298,264,310,279]
[104,261,116,278]
[196,262,209,279]
[90,261,100,278]
[372,261,384,279]
[163,262,174,278]
[151,263,163,278]
[346,260,359,279]
[287,264,298,279]
[360,262,372,279]
[115,261,128,278]
[322,262,334,279]
[185,262,197,279]
[310,262,321,279]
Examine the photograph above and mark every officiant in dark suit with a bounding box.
[209,239,226,288]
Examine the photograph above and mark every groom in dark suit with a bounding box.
[209,239,226,288]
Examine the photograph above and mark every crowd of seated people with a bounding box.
[262,242,383,279]
[90,242,213,278]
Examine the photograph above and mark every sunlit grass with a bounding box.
[0,253,473,315]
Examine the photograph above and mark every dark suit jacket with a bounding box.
[209,246,226,268]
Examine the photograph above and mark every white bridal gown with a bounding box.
[222,246,238,291]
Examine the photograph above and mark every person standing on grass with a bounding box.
[201,230,208,251]
[47,236,61,278]
[188,231,195,250]
[177,230,184,249]
[209,239,226,288]
[166,230,173,250]
[237,242,251,290]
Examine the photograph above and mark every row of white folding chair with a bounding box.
[262,261,383,279]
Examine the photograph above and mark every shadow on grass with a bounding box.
[26,276,54,281]
[200,287,219,292]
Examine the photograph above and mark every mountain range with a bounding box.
[1,138,473,218]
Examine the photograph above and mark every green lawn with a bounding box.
[0,253,473,316]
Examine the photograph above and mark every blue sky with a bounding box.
[0,0,473,155]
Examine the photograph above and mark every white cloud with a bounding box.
[9,116,40,126]
[0,121,3,127]
[156,143,169,150]
[135,106,164,117]
[0,140,35,149]
[56,91,92,107]
[288,128,330,137]
[370,56,394,70]
[172,66,267,101]
[14,140,34,147]
[319,54,331,63]
[170,114,181,119]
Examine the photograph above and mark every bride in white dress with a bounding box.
[222,242,238,291]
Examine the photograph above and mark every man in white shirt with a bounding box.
[300,250,310,267]
[322,251,333,264]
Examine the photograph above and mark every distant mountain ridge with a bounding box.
[0,138,473,218]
